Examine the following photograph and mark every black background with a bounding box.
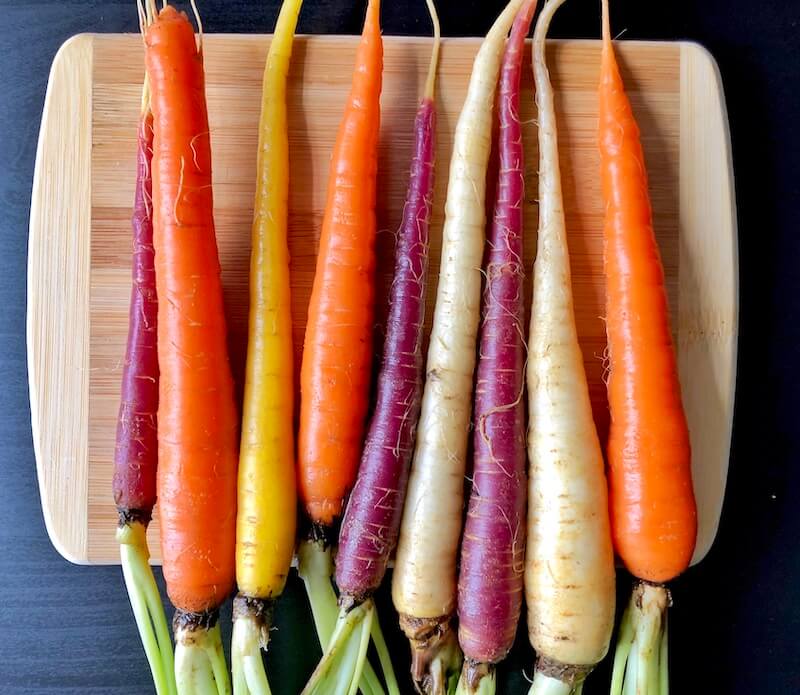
[1,0,799,693]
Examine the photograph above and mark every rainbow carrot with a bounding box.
[599,1,697,693]
[231,2,303,694]
[455,3,536,694]
[294,2,387,693]
[302,3,441,694]
[392,2,526,692]
[145,4,238,693]
[113,47,176,693]
[524,2,616,694]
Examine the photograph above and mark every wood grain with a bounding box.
[28,33,736,565]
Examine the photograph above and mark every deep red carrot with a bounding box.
[113,76,176,695]
[114,109,158,521]
[335,45,439,607]
[455,3,536,694]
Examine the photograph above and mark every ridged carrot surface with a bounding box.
[600,3,696,584]
[146,6,238,614]
[297,0,383,528]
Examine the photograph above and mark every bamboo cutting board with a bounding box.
[28,33,737,566]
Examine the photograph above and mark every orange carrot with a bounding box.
[600,0,696,589]
[295,1,385,690]
[145,4,237,693]
[600,1,697,692]
[297,0,382,531]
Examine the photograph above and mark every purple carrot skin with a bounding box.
[455,1,535,693]
[336,98,436,601]
[113,77,176,695]
[113,109,158,520]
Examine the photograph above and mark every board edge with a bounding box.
[27,33,95,566]
[678,41,739,566]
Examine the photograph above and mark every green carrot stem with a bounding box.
[297,539,384,695]
[232,612,272,695]
[528,671,573,695]
[369,607,401,695]
[118,522,176,695]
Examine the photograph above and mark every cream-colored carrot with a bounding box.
[524,0,616,693]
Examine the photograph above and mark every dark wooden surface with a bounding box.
[2,0,799,692]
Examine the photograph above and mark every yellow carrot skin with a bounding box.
[233,5,302,693]
[236,0,301,604]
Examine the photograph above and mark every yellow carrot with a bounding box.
[231,1,303,693]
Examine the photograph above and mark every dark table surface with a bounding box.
[2,0,799,693]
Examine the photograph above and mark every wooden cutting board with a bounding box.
[28,33,737,566]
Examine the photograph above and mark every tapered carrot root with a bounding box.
[392,1,526,693]
[295,1,387,692]
[145,4,238,694]
[232,1,303,693]
[455,2,536,694]
[600,1,696,692]
[113,13,176,690]
[525,1,616,693]
[302,4,442,695]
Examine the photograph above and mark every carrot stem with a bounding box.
[175,622,231,695]
[231,612,272,695]
[610,583,669,695]
[296,541,384,695]
[528,672,572,695]
[370,615,401,695]
[301,602,375,695]
[455,668,496,695]
[118,522,176,695]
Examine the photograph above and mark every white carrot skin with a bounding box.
[525,0,616,687]
[393,0,526,624]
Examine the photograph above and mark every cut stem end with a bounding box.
[175,614,231,695]
[232,597,275,695]
[610,582,670,695]
[399,614,462,695]
[456,660,496,695]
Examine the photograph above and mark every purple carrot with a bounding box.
[300,6,441,695]
[113,108,159,522]
[455,2,536,693]
[112,78,176,695]
[336,98,436,603]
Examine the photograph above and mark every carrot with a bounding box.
[113,41,176,693]
[454,3,536,694]
[391,2,525,693]
[523,1,617,693]
[600,1,697,692]
[294,2,386,694]
[231,2,303,694]
[301,3,441,694]
[145,4,238,693]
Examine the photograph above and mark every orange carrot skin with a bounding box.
[146,6,238,614]
[600,39,697,584]
[298,0,383,528]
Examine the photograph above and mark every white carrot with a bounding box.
[524,1,616,693]
[391,1,525,693]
